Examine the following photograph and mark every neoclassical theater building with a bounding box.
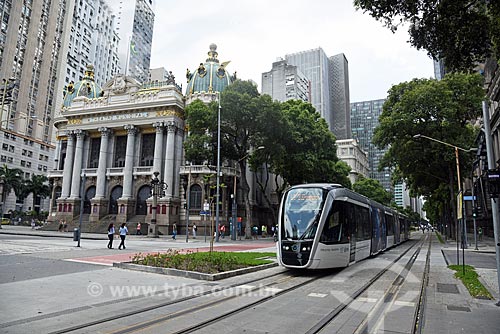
[48,45,270,236]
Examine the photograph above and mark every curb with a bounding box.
[113,261,278,281]
[0,230,106,240]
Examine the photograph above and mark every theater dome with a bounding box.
[62,64,102,108]
[185,44,236,98]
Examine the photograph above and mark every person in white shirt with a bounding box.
[118,223,128,249]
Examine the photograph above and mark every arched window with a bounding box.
[109,186,123,214]
[136,185,151,215]
[84,186,96,214]
[189,184,202,210]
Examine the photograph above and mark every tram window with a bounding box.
[356,206,370,240]
[320,202,348,244]
[385,214,394,236]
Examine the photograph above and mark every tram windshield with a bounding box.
[282,187,325,240]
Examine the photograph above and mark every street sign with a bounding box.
[463,196,476,201]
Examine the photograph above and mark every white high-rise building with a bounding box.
[107,0,155,83]
[64,0,120,87]
[261,59,310,102]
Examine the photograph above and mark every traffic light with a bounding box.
[487,169,500,198]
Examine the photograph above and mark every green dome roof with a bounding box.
[185,44,235,96]
[63,64,102,108]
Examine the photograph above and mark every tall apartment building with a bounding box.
[261,59,310,102]
[107,0,154,83]
[350,99,392,192]
[0,0,72,215]
[285,48,351,139]
[64,0,120,87]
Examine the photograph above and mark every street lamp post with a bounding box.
[414,134,474,272]
[149,171,167,238]
[215,94,221,242]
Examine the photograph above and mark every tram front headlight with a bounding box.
[284,246,290,251]
[302,246,311,251]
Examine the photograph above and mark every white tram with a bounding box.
[277,184,411,269]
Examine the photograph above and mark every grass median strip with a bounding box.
[448,264,493,299]
[132,249,276,274]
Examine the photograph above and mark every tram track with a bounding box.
[106,237,424,334]
[41,270,288,334]
[305,235,428,334]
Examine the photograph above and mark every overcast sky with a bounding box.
[149,0,435,102]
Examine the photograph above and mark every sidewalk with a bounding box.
[424,234,500,334]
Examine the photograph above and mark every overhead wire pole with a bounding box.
[481,100,500,306]
[215,93,221,242]
[413,134,473,270]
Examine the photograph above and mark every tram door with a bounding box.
[348,203,356,262]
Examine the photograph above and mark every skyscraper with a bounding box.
[107,0,154,83]
[350,99,392,192]
[63,0,120,87]
[261,59,310,103]
[0,0,71,215]
[285,48,351,139]
[329,53,351,140]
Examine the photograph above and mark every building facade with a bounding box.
[261,59,310,102]
[350,99,392,192]
[0,0,71,216]
[49,65,185,236]
[107,0,154,83]
[285,48,351,139]
[335,139,369,185]
[64,0,120,87]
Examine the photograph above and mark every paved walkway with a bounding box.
[423,232,500,334]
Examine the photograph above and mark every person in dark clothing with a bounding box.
[107,223,115,249]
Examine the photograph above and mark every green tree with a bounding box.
[354,0,500,72]
[23,174,51,213]
[373,73,484,238]
[270,99,351,193]
[353,175,392,206]
[0,164,23,216]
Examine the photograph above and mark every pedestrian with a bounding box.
[220,224,226,238]
[192,223,197,239]
[136,222,141,235]
[63,220,68,232]
[118,223,128,249]
[261,225,267,237]
[31,219,36,230]
[58,220,63,232]
[107,223,115,249]
[172,223,177,240]
[478,227,483,241]
[252,225,258,239]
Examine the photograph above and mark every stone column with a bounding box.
[53,138,61,170]
[122,125,137,198]
[70,129,86,199]
[152,122,164,176]
[95,127,111,199]
[60,132,75,199]
[174,127,184,198]
[163,121,176,198]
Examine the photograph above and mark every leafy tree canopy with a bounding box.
[354,0,500,71]
[373,73,484,197]
[353,175,392,206]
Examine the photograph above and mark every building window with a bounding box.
[140,133,154,166]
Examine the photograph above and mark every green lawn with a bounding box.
[132,250,276,274]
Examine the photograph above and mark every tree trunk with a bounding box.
[239,161,252,239]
